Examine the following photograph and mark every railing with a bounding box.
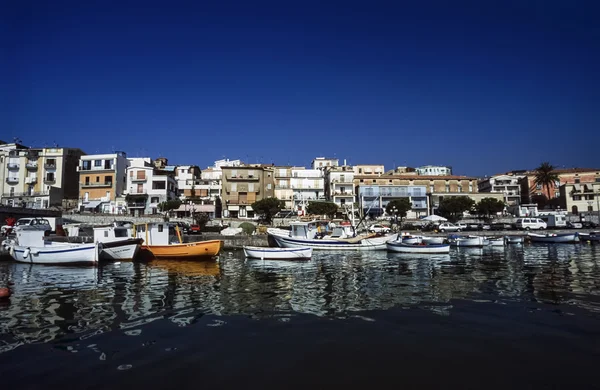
[78,165,114,171]
[26,162,38,169]
[6,177,19,183]
[131,176,147,182]
[44,177,56,183]
[7,163,19,169]
[44,163,56,169]
[25,177,38,184]
[128,189,147,195]
[333,192,354,197]
[228,175,259,181]
[127,202,146,208]
[81,182,112,188]
[2,191,49,197]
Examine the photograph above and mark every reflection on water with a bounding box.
[1,244,600,352]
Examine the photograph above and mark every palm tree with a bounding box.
[534,162,559,200]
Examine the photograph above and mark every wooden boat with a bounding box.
[505,236,524,244]
[134,223,223,260]
[421,236,445,245]
[486,237,505,247]
[448,235,486,247]
[6,227,99,265]
[93,225,144,260]
[267,221,397,251]
[578,232,600,242]
[527,232,580,243]
[243,246,312,260]
[387,241,450,254]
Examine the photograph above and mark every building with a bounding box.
[125,158,178,216]
[353,165,385,176]
[273,166,294,211]
[77,152,129,214]
[220,164,275,218]
[520,167,600,206]
[478,171,526,206]
[354,173,481,217]
[1,145,84,209]
[415,165,452,176]
[560,182,600,215]
[174,165,202,199]
[311,157,339,170]
[291,167,325,215]
[324,165,355,210]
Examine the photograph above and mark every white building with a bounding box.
[290,167,325,215]
[478,173,525,206]
[125,158,178,216]
[325,165,355,209]
[77,152,129,214]
[416,165,452,176]
[191,158,242,202]
[311,157,339,170]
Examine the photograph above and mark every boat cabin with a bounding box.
[93,225,132,243]
[288,220,356,240]
[134,223,181,245]
[14,226,48,247]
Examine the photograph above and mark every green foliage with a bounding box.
[534,162,559,199]
[437,196,475,222]
[385,198,412,225]
[306,201,338,218]
[474,197,505,218]
[158,199,182,214]
[194,212,210,228]
[239,222,256,235]
[251,197,285,224]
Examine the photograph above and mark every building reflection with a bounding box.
[1,244,600,353]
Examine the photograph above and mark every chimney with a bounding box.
[344,159,347,166]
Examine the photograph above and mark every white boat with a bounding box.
[527,232,580,243]
[486,237,505,247]
[421,236,445,245]
[449,235,487,247]
[6,227,99,265]
[401,235,423,245]
[578,232,600,242]
[243,246,312,260]
[505,236,524,244]
[268,221,397,251]
[387,241,450,254]
[93,225,144,261]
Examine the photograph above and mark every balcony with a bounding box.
[2,191,49,198]
[333,192,354,197]
[6,177,19,184]
[44,177,56,184]
[44,162,56,169]
[25,177,38,184]
[26,162,38,170]
[229,175,259,181]
[131,176,147,182]
[77,165,114,172]
[81,182,113,188]
[332,180,353,185]
[7,163,19,170]
[128,189,147,195]
[127,202,146,208]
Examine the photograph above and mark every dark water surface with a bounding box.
[2,244,600,389]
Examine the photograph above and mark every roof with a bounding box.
[523,167,600,175]
[355,174,478,180]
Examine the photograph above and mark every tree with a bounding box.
[534,162,559,200]
[437,196,475,222]
[158,199,182,220]
[251,197,285,224]
[194,212,210,228]
[306,201,338,219]
[474,197,505,219]
[214,196,223,218]
[385,198,412,226]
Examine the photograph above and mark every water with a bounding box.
[1,244,600,389]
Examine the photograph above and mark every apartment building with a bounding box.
[274,166,294,211]
[1,144,84,209]
[291,167,325,215]
[478,171,526,206]
[311,157,339,170]
[324,165,355,209]
[357,184,428,219]
[174,165,202,198]
[221,164,275,218]
[353,164,385,176]
[560,181,600,214]
[77,152,128,214]
[125,158,178,216]
[520,167,600,205]
[415,165,453,176]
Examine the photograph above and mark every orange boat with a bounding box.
[134,223,223,260]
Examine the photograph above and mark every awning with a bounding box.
[174,204,216,213]
[584,184,593,192]
[228,205,239,211]
[83,200,102,209]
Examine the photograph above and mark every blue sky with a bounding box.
[2,0,599,176]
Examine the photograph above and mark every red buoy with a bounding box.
[0,288,11,299]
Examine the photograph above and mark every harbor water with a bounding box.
[1,243,600,389]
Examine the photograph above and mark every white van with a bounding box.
[515,218,547,230]
[538,214,567,228]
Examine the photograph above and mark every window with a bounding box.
[575,178,580,184]
[458,186,462,193]
[158,225,163,232]
[46,173,55,182]
[82,161,91,170]
[152,181,166,190]
[151,197,159,203]
[94,160,102,167]
[359,168,362,173]
[248,183,255,192]
[231,170,237,178]
[96,176,100,182]
[104,160,111,169]
[573,195,581,200]
[129,170,133,177]
[445,185,449,193]
[104,231,109,238]
[85,176,90,185]
[267,183,272,190]
[248,170,255,177]
[105,177,113,186]
[430,185,434,193]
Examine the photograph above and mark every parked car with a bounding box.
[437,222,462,232]
[582,221,598,229]
[491,222,513,231]
[368,224,391,234]
[456,222,468,230]
[1,217,52,236]
[566,221,583,229]
[515,218,547,230]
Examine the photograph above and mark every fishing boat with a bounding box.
[401,235,423,244]
[5,227,100,265]
[578,232,600,242]
[386,241,450,254]
[267,221,397,251]
[243,246,312,260]
[134,223,224,260]
[486,237,505,247]
[505,236,524,244]
[448,235,487,247]
[527,232,580,243]
[421,236,445,245]
[93,225,144,260]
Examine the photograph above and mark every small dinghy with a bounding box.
[486,237,505,247]
[527,232,579,243]
[448,235,486,247]
[243,246,313,260]
[505,236,524,244]
[386,241,450,254]
[578,232,600,242]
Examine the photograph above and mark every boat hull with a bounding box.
[143,240,224,259]
[579,233,600,242]
[243,246,312,260]
[505,236,524,244]
[9,242,99,265]
[449,236,486,247]
[99,238,143,261]
[270,233,397,251]
[527,233,580,243]
[421,236,445,245]
[487,238,505,247]
[387,241,450,254]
